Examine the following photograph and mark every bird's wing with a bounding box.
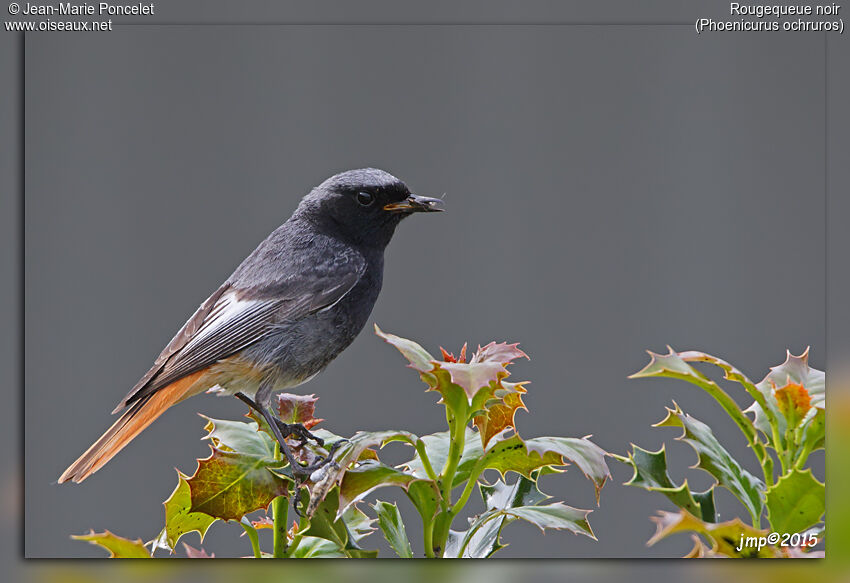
[115,254,365,411]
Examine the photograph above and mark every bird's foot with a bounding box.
[288,439,347,517]
[289,439,346,478]
[273,419,325,447]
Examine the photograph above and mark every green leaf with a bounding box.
[481,474,550,509]
[655,403,764,525]
[447,475,580,558]
[525,436,611,502]
[288,536,347,558]
[373,501,413,558]
[692,488,717,524]
[71,530,151,558]
[765,468,825,534]
[478,433,566,479]
[503,504,595,536]
[622,444,715,522]
[201,415,275,458]
[302,486,377,557]
[338,460,422,514]
[374,324,437,378]
[648,509,782,558]
[162,475,218,550]
[342,504,376,545]
[186,446,290,521]
[800,407,825,455]
[405,480,442,524]
[630,348,759,449]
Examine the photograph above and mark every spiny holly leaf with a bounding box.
[275,393,324,430]
[405,480,443,525]
[648,509,781,558]
[473,381,528,449]
[630,346,705,381]
[437,360,510,402]
[503,504,594,536]
[525,436,611,503]
[374,325,437,379]
[745,349,824,451]
[182,543,214,558]
[655,403,764,524]
[477,433,566,479]
[338,460,423,515]
[447,475,587,558]
[677,350,768,414]
[302,486,377,557]
[162,474,218,550]
[622,444,715,522]
[684,534,720,558]
[630,348,759,451]
[481,473,550,510]
[471,341,529,365]
[288,536,347,558]
[186,446,290,521]
[377,327,529,417]
[765,468,825,534]
[440,343,467,363]
[435,340,527,404]
[373,501,414,558]
[457,502,595,557]
[342,503,376,545]
[71,530,151,558]
[201,415,275,458]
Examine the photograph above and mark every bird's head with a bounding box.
[296,168,444,248]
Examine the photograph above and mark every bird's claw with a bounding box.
[273,419,325,447]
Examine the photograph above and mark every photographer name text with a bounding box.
[15,2,153,16]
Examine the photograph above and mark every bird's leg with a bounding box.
[234,392,307,473]
[272,419,324,447]
[234,392,342,477]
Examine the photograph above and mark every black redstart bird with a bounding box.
[59,168,443,483]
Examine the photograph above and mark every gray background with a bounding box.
[10,8,838,561]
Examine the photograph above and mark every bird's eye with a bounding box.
[356,191,374,206]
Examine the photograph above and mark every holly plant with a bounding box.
[617,348,824,558]
[73,326,611,558]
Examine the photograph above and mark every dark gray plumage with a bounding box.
[60,168,443,483]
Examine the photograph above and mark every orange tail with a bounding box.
[59,370,204,484]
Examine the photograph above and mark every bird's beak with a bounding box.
[383,194,445,213]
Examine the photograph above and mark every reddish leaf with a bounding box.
[275,393,324,430]
[182,543,215,558]
[473,381,528,449]
[186,446,290,521]
[440,344,468,363]
[437,361,508,401]
[471,342,528,365]
[251,515,274,530]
